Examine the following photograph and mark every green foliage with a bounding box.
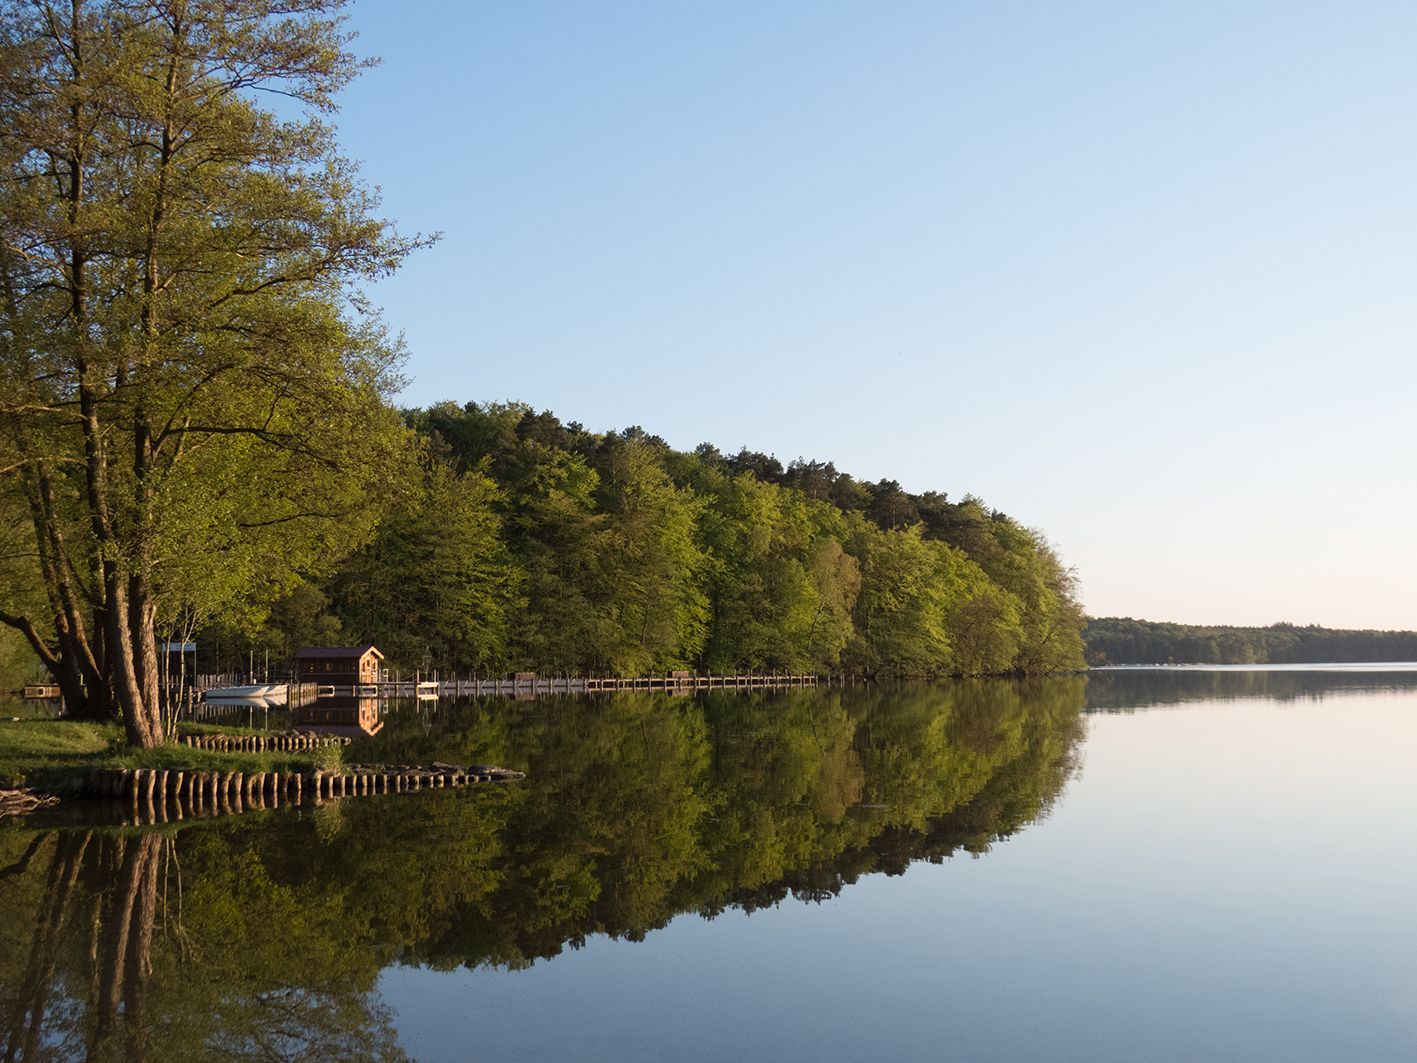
[0,0,426,745]
[331,454,519,669]
[1084,617,1417,666]
[257,586,345,662]
[583,432,710,673]
[311,742,344,775]
[687,465,855,672]
[0,623,40,691]
[224,402,1085,677]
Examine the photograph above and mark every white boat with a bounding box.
[203,684,286,700]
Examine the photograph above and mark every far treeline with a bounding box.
[203,402,1086,680]
[1085,617,1417,666]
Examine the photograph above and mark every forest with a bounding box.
[186,402,1087,679]
[1084,617,1417,666]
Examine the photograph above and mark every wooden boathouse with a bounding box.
[295,645,383,684]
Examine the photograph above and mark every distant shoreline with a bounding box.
[1085,617,1417,667]
[1090,661,1417,671]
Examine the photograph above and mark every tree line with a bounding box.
[1084,617,1417,666]
[205,401,1086,680]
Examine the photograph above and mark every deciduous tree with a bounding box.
[0,0,424,746]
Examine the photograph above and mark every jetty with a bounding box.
[311,671,822,699]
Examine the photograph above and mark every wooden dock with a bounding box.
[322,671,821,698]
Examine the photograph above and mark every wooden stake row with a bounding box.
[181,733,351,753]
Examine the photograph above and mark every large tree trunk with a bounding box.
[128,571,163,745]
[2,455,167,744]
[0,462,106,719]
[106,574,162,749]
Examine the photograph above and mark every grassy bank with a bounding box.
[0,719,339,792]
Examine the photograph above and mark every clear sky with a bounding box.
[331,0,1417,630]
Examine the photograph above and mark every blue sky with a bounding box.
[333,0,1417,629]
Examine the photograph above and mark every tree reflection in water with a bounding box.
[0,680,1084,1060]
[2,829,408,1063]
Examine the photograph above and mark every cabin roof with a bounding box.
[294,645,384,660]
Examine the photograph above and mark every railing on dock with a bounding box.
[321,671,822,698]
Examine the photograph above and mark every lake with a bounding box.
[2,668,1415,1061]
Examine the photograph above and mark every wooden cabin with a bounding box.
[294,645,383,684]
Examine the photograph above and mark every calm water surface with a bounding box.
[2,670,1415,1061]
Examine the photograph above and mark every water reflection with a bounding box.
[1,680,1084,1059]
[1086,665,1417,711]
[296,695,385,737]
[1,828,407,1062]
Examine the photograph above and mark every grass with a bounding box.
[0,718,338,792]
[0,720,119,787]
